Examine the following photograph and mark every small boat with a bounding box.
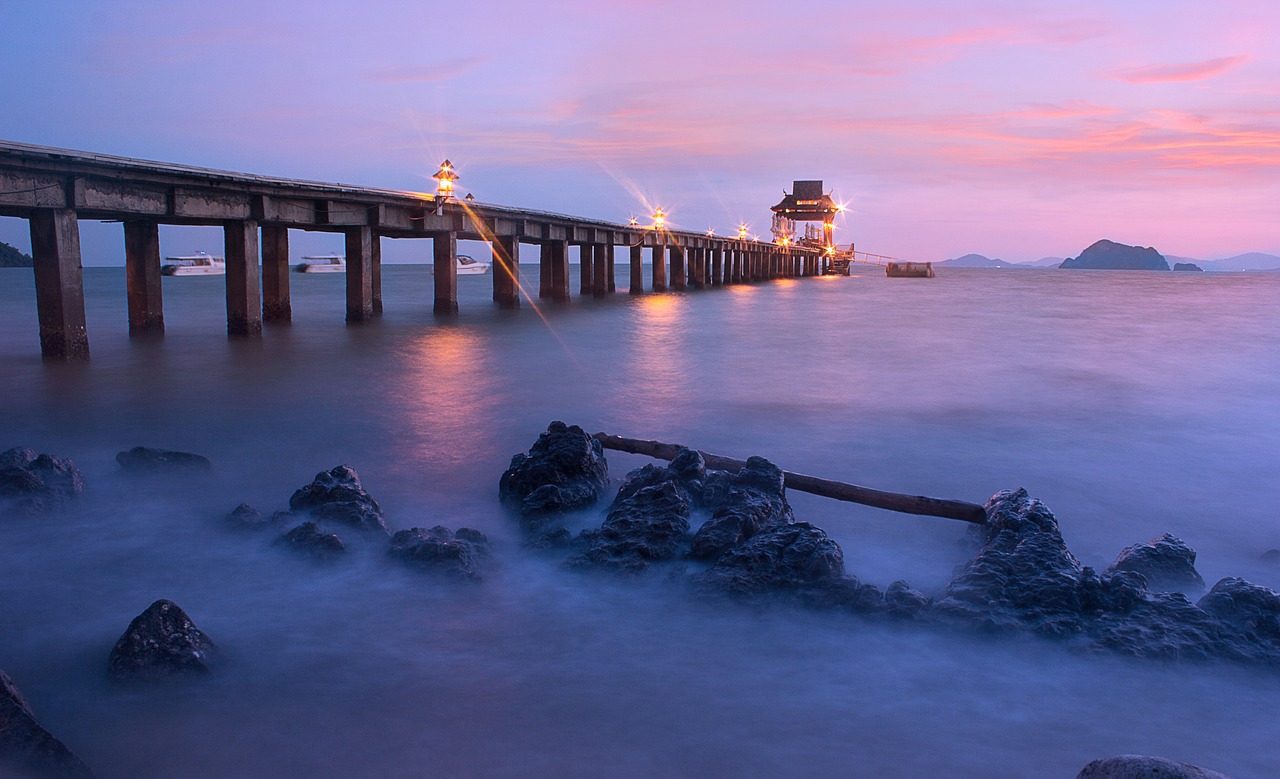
[161,252,224,276]
[457,254,490,275]
[296,254,345,273]
[885,261,935,278]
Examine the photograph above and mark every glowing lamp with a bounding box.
[737,223,748,240]
[432,160,458,199]
[628,216,639,227]
[706,228,715,237]
[653,207,666,230]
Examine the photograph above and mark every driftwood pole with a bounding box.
[592,433,987,525]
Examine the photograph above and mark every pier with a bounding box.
[1,140,830,360]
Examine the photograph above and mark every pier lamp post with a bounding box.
[432,160,458,216]
[737,223,748,242]
[652,208,666,231]
[706,228,715,237]
[628,216,639,227]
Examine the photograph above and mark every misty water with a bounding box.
[2,264,1278,778]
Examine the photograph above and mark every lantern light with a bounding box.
[737,222,748,240]
[653,207,666,230]
[628,216,639,227]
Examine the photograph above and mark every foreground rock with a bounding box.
[499,422,609,529]
[933,489,1280,663]
[695,521,846,599]
[276,521,346,560]
[225,503,290,532]
[0,670,95,778]
[289,465,388,534]
[571,482,691,572]
[1077,754,1232,779]
[116,446,212,473]
[387,526,490,580]
[1059,239,1169,270]
[1105,533,1205,592]
[689,456,793,559]
[0,447,85,514]
[108,599,217,679]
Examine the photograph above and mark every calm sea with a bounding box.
[1,264,1278,778]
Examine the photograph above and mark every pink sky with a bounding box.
[2,0,1277,262]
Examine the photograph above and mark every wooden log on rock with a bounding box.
[592,433,987,525]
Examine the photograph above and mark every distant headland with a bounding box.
[1060,239,1168,270]
[0,241,33,268]
[939,242,1280,271]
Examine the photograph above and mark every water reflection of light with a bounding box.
[621,294,692,430]
[397,328,501,468]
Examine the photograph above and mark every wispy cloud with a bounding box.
[1111,55,1248,84]
[370,57,489,84]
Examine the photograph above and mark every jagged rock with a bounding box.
[107,599,216,679]
[884,580,930,616]
[695,521,845,597]
[570,482,691,573]
[526,526,573,550]
[1,670,95,778]
[224,502,288,531]
[115,446,212,473]
[387,526,490,580]
[1105,533,1205,592]
[0,447,85,514]
[276,521,346,560]
[1077,754,1232,779]
[289,465,387,534]
[1197,577,1280,640]
[690,457,793,560]
[499,422,609,529]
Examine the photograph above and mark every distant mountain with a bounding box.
[0,241,32,267]
[1017,256,1065,267]
[937,253,1015,268]
[1060,239,1169,270]
[1172,262,1204,272]
[1199,252,1280,272]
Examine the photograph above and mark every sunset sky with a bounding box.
[2,0,1277,263]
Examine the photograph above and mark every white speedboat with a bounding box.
[162,252,224,276]
[457,254,490,275]
[296,254,345,273]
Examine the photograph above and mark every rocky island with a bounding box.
[1060,239,1169,270]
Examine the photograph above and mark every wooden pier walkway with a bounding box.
[0,141,831,361]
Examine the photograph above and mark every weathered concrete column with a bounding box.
[545,240,570,302]
[710,247,722,286]
[30,209,89,360]
[607,248,616,293]
[692,247,706,289]
[123,220,164,334]
[224,219,262,337]
[670,245,686,291]
[345,225,374,323]
[629,244,644,294]
[260,224,290,323]
[433,231,458,314]
[371,234,383,315]
[578,245,593,296]
[492,235,521,307]
[592,243,609,298]
[652,243,667,292]
[539,243,553,298]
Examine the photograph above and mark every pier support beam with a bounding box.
[710,247,722,286]
[433,231,458,315]
[592,243,609,298]
[607,248,616,293]
[123,220,165,335]
[492,235,520,308]
[542,240,569,301]
[652,244,667,292]
[371,235,383,315]
[692,247,706,289]
[224,219,262,337]
[260,224,291,323]
[344,225,374,323]
[670,245,686,291]
[30,209,89,360]
[578,245,593,296]
[629,244,643,294]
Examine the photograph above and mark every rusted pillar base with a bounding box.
[124,220,165,334]
[652,244,667,292]
[345,226,374,323]
[629,244,643,294]
[261,224,291,323]
[224,219,262,337]
[492,235,520,307]
[592,243,609,298]
[30,209,90,360]
[433,231,458,315]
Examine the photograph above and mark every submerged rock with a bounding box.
[1076,754,1232,779]
[115,446,212,473]
[695,521,845,598]
[571,481,691,573]
[1196,577,1280,640]
[276,521,346,560]
[108,599,217,679]
[500,422,609,529]
[1,670,95,779]
[289,465,388,534]
[224,502,289,532]
[387,526,490,580]
[0,447,85,514]
[1105,533,1205,592]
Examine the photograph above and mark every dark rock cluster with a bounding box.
[1077,754,1232,779]
[1,670,94,778]
[387,526,490,580]
[289,465,389,534]
[107,599,217,679]
[116,446,213,474]
[499,421,609,529]
[0,447,85,514]
[1105,532,1206,592]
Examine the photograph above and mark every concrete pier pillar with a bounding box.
[223,219,262,337]
[123,220,165,334]
[29,209,90,360]
[629,244,643,294]
[344,225,374,323]
[539,243,553,298]
[577,245,593,296]
[670,245,686,291]
[607,249,616,293]
[433,231,458,315]
[592,243,609,298]
[545,240,570,301]
[260,224,290,323]
[492,235,520,307]
[710,247,722,286]
[371,234,383,315]
[692,247,706,289]
[652,244,667,292]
